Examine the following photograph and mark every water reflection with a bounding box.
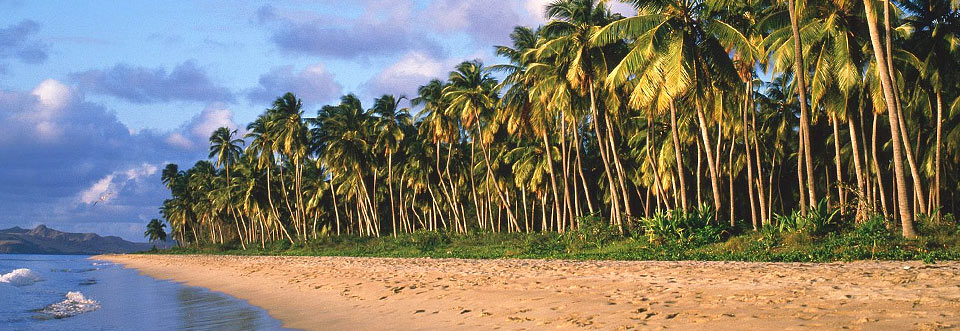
[176,286,263,330]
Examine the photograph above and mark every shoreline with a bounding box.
[96,254,960,330]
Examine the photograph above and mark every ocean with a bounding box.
[0,255,291,330]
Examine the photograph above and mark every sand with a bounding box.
[96,254,960,330]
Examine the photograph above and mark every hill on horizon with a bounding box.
[0,224,169,255]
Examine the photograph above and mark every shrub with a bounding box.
[636,205,729,245]
[524,233,565,256]
[406,231,450,252]
[564,214,620,251]
[773,199,839,235]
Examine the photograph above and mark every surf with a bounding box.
[0,268,43,287]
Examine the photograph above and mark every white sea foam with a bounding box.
[0,268,43,286]
[41,291,100,318]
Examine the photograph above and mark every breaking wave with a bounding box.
[40,291,100,318]
[0,268,42,287]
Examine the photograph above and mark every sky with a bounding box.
[0,0,635,241]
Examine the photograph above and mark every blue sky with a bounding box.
[0,0,633,241]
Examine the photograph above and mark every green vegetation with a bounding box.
[155,210,960,263]
[152,0,960,262]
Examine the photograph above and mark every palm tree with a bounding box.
[144,218,167,246]
[209,126,246,248]
[319,94,380,236]
[786,0,820,211]
[372,94,411,236]
[862,0,917,237]
[901,0,960,217]
[270,93,309,240]
[152,1,960,244]
[444,60,520,229]
[541,0,629,229]
[593,0,754,222]
[244,116,295,244]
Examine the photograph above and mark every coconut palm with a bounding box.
[862,0,916,237]
[593,0,755,222]
[372,94,411,236]
[144,218,167,246]
[540,0,629,229]
[444,60,520,229]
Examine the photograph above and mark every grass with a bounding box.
[151,209,960,263]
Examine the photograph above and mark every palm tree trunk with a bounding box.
[935,91,943,217]
[788,0,819,208]
[295,161,306,241]
[606,112,633,221]
[470,109,519,228]
[278,165,300,240]
[897,108,928,214]
[398,171,407,233]
[883,0,927,216]
[798,132,808,213]
[388,152,397,237]
[742,83,758,229]
[264,167,292,244]
[574,129,595,214]
[330,181,341,236]
[728,139,736,226]
[831,115,846,210]
[697,141,703,206]
[436,143,462,229]
[560,118,572,230]
[695,98,723,220]
[848,117,867,221]
[863,0,917,237]
[751,110,769,226]
[670,101,689,211]
[587,80,622,228]
[647,114,670,212]
[871,113,891,218]
[470,140,481,232]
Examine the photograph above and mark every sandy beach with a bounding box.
[97,255,960,330]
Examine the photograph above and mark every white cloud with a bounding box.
[165,132,193,149]
[364,51,448,97]
[524,0,553,21]
[246,62,342,105]
[79,175,115,204]
[190,103,236,139]
[165,103,240,150]
[13,79,77,141]
[31,79,73,111]
[79,163,158,205]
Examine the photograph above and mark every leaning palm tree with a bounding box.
[862,0,917,237]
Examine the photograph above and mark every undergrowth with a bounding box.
[155,204,960,263]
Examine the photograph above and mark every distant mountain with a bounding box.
[0,225,167,255]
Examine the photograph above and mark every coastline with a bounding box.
[96,254,960,330]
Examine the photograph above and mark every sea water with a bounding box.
[0,255,293,330]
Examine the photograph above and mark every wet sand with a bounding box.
[96,255,960,330]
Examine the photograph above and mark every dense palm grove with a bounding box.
[159,0,960,249]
